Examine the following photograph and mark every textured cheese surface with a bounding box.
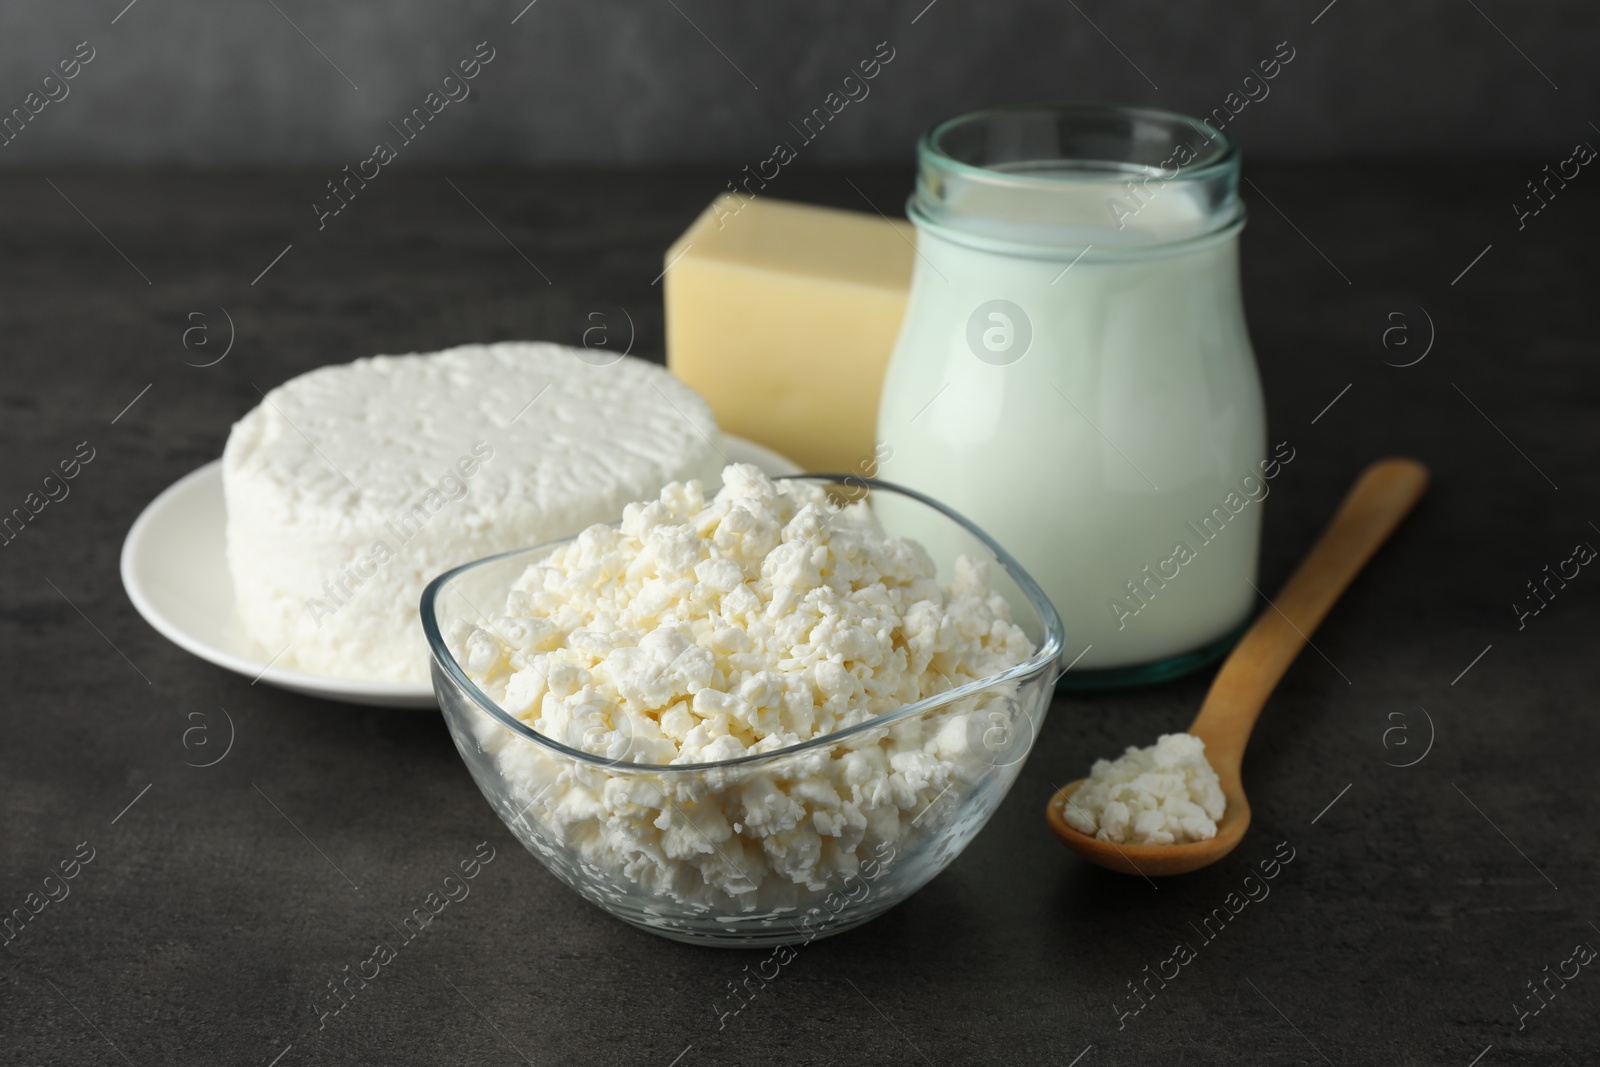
[1061,732,1226,845]
[665,196,912,473]
[450,464,1035,904]
[223,342,724,683]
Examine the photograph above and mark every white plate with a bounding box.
[121,436,802,708]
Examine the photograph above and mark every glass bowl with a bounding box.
[421,476,1065,946]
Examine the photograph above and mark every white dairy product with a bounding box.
[1061,732,1225,845]
[877,105,1266,675]
[877,228,1265,672]
[449,464,1035,906]
[224,342,724,683]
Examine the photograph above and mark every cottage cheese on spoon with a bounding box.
[1062,733,1225,845]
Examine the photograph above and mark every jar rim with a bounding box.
[921,101,1240,186]
[911,102,1244,252]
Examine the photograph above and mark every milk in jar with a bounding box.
[876,104,1268,687]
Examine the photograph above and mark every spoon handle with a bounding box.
[1189,457,1430,771]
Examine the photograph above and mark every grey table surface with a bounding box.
[0,164,1595,1066]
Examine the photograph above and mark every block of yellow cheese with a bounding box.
[664,195,913,473]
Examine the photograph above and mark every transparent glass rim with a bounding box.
[420,474,1067,775]
[909,101,1245,257]
[921,101,1240,187]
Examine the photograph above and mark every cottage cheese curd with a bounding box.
[224,342,723,683]
[448,464,1036,908]
[1061,732,1225,845]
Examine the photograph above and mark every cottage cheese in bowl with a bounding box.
[433,465,1064,942]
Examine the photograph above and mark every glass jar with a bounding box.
[876,103,1267,688]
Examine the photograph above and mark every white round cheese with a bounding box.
[223,341,725,684]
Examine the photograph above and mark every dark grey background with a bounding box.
[1,161,1597,1065]
[0,0,1595,167]
[4,1,1600,1065]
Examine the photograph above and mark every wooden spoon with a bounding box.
[1046,457,1430,876]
